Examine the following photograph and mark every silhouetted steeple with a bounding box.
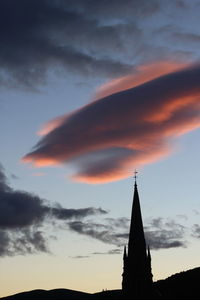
[128,181,147,262]
[122,173,153,299]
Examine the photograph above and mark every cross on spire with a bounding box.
[134,170,138,185]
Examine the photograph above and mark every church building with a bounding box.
[122,174,153,299]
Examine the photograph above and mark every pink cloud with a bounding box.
[37,114,69,136]
[22,61,200,183]
[94,61,188,99]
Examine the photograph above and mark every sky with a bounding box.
[1,0,200,297]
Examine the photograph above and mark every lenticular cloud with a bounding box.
[22,61,200,183]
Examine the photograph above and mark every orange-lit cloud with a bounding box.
[94,61,188,99]
[73,145,173,184]
[23,156,59,167]
[37,114,69,136]
[22,61,200,183]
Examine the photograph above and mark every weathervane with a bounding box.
[134,169,138,185]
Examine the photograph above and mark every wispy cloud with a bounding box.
[145,218,186,249]
[23,62,200,183]
[0,164,189,255]
[0,164,107,256]
[191,224,200,238]
[92,248,122,255]
[67,215,187,250]
[69,248,122,258]
[69,255,90,259]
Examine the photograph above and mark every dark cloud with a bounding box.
[0,229,48,256]
[69,248,122,258]
[164,30,200,58]
[171,32,200,44]
[115,233,129,239]
[145,218,186,250]
[0,163,10,191]
[176,214,188,221]
[0,164,107,256]
[0,0,154,88]
[191,224,200,238]
[66,0,160,19]
[174,0,188,8]
[67,216,186,250]
[51,206,107,221]
[11,174,19,180]
[68,221,118,245]
[1,0,199,89]
[105,217,129,229]
[69,255,90,259]
[23,63,200,183]
[0,165,188,256]
[152,21,200,60]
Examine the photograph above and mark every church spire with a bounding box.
[128,171,146,260]
[122,173,153,298]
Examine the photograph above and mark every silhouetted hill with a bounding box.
[93,290,122,299]
[155,267,200,298]
[0,289,92,300]
[1,267,200,300]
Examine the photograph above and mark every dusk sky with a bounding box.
[1,0,200,297]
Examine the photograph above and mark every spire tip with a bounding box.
[134,170,138,186]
